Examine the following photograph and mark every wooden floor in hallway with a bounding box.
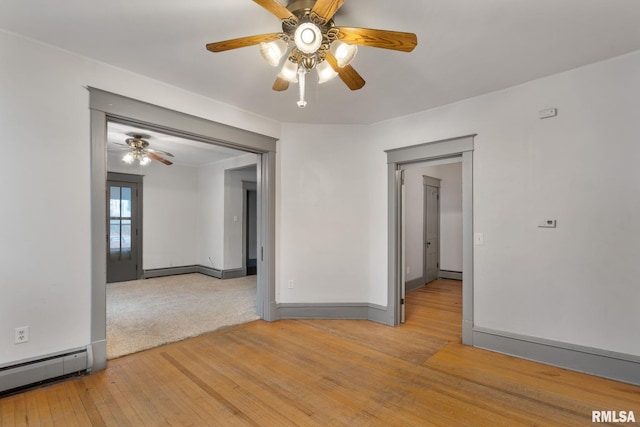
[1,279,639,426]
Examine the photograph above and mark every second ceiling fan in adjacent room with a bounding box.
[115,134,174,166]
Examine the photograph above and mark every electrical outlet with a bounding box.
[15,326,29,344]
[287,280,294,289]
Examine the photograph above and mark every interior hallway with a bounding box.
[1,279,638,425]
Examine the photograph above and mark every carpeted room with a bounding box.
[106,122,261,359]
[106,273,259,358]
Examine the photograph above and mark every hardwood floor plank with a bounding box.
[0,394,17,426]
[167,343,322,425]
[426,342,640,410]
[2,279,639,425]
[72,379,109,427]
[297,318,448,365]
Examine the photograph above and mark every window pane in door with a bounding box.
[109,185,133,261]
[121,219,132,258]
[110,187,121,217]
[121,187,132,218]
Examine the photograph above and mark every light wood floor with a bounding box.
[2,279,639,426]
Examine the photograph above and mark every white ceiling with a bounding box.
[107,122,249,167]
[2,0,640,125]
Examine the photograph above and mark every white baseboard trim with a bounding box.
[473,327,640,386]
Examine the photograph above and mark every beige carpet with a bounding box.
[107,273,259,359]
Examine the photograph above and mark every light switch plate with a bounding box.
[474,232,484,245]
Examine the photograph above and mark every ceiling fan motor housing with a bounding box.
[283,0,337,70]
[286,0,318,16]
[126,134,150,149]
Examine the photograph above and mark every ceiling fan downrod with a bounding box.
[297,67,307,108]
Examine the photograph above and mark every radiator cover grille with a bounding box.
[0,348,89,394]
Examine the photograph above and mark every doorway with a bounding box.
[89,88,278,371]
[107,173,143,283]
[386,134,475,344]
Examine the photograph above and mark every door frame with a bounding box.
[107,172,143,282]
[386,134,475,344]
[89,88,278,371]
[423,175,441,285]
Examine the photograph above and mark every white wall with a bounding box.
[198,154,257,270]
[107,153,199,269]
[143,161,199,269]
[108,151,256,273]
[404,161,462,282]
[277,124,374,303]
[224,165,257,270]
[423,162,463,273]
[0,29,278,366]
[369,51,640,356]
[3,23,640,369]
[277,51,640,357]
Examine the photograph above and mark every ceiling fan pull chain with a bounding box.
[297,66,307,108]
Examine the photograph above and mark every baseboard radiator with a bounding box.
[0,347,90,394]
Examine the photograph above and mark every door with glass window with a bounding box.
[107,173,142,283]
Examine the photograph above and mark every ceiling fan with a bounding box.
[114,134,174,166]
[206,0,417,107]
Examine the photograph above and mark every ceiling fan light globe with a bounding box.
[316,60,338,84]
[140,156,151,166]
[259,40,287,67]
[122,153,134,164]
[301,29,314,44]
[278,60,299,83]
[330,40,358,68]
[294,23,322,54]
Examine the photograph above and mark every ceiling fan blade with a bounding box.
[272,77,290,91]
[337,27,418,52]
[148,148,175,158]
[311,0,345,22]
[325,52,365,91]
[148,152,173,166]
[253,0,298,22]
[206,33,281,53]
